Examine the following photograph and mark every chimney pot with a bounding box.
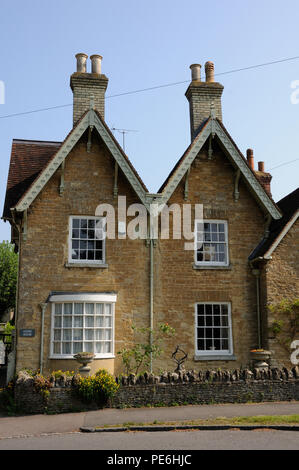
[190,64,201,81]
[75,53,88,73]
[205,61,215,83]
[247,148,254,170]
[258,161,265,172]
[90,54,103,74]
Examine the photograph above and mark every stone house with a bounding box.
[249,187,299,366]
[2,54,298,376]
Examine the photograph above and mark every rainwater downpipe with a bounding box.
[250,262,262,350]
[39,303,48,374]
[149,237,154,373]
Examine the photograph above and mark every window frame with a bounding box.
[194,302,233,356]
[49,297,115,359]
[194,219,229,267]
[68,215,106,265]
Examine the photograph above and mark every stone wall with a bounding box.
[14,368,299,415]
[261,220,299,367]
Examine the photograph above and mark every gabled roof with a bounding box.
[249,187,299,260]
[3,110,282,222]
[155,117,281,220]
[2,139,61,219]
[3,109,149,218]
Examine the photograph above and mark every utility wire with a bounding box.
[269,158,299,171]
[1,55,299,120]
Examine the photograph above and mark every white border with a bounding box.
[194,301,233,356]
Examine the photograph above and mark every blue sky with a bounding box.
[0,0,298,241]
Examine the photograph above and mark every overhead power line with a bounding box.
[269,158,299,171]
[1,54,299,120]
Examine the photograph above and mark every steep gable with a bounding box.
[156,117,281,220]
[4,110,149,218]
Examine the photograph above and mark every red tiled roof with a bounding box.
[2,139,61,219]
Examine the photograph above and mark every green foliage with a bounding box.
[117,322,175,375]
[0,241,18,316]
[0,380,18,415]
[76,369,119,404]
[33,374,51,401]
[50,369,74,379]
[269,298,299,352]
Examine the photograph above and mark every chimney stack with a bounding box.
[246,148,254,170]
[258,161,265,172]
[190,64,201,81]
[75,53,88,73]
[90,54,102,74]
[185,60,224,141]
[205,61,215,83]
[246,149,272,196]
[70,53,108,126]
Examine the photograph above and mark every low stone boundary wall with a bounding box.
[14,367,299,415]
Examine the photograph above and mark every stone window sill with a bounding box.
[193,264,232,271]
[65,263,108,269]
[194,354,236,361]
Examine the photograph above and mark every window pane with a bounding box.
[206,305,212,315]
[63,329,72,341]
[73,342,83,353]
[74,316,83,328]
[85,329,94,340]
[84,342,93,352]
[214,305,220,315]
[197,328,205,338]
[105,304,112,315]
[96,304,104,315]
[95,329,104,340]
[54,316,62,328]
[95,316,104,327]
[62,343,71,354]
[104,342,111,353]
[104,330,111,340]
[86,316,94,327]
[64,304,72,315]
[74,303,83,315]
[63,316,72,328]
[55,304,62,315]
[85,303,94,315]
[95,342,104,353]
[104,316,112,328]
[54,330,61,341]
[197,304,204,315]
[53,343,61,354]
[73,329,83,341]
[72,219,80,228]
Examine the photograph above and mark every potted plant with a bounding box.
[250,349,271,369]
[73,352,95,376]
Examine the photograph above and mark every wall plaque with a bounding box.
[20,329,35,338]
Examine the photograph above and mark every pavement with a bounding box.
[0,401,298,439]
